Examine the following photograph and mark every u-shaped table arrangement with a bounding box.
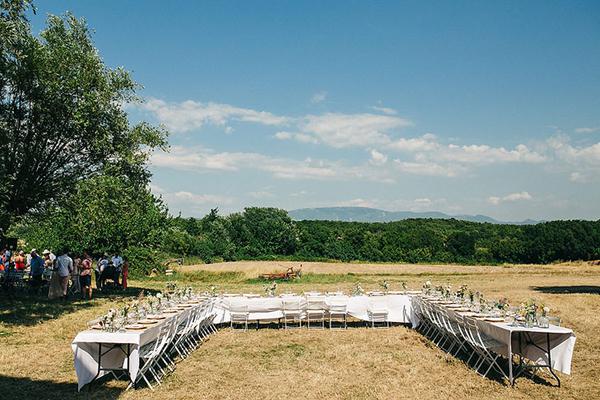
[72,292,576,391]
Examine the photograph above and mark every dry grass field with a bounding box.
[1,261,599,399]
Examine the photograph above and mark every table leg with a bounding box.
[508,332,514,386]
[546,333,561,387]
[88,343,103,392]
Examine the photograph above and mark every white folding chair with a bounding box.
[128,318,174,390]
[229,301,249,332]
[367,300,389,328]
[327,301,347,329]
[282,298,304,329]
[306,296,326,329]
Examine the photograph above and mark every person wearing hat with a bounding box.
[42,249,56,263]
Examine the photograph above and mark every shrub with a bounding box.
[123,246,163,278]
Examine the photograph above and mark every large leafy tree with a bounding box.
[0,1,167,233]
[12,174,168,257]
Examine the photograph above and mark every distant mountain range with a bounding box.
[288,207,540,225]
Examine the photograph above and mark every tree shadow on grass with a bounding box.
[0,374,123,400]
[532,285,600,295]
[0,286,159,327]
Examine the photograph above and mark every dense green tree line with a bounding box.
[165,208,600,265]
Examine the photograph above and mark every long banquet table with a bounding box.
[417,296,576,385]
[213,294,415,324]
[72,301,206,391]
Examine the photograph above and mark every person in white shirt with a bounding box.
[111,253,123,287]
[111,254,123,269]
[55,250,73,299]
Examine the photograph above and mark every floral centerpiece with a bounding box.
[422,280,432,294]
[100,308,119,332]
[519,298,546,327]
[264,281,277,297]
[353,282,365,296]
[380,280,390,293]
[166,281,177,293]
[494,297,510,312]
[455,285,468,299]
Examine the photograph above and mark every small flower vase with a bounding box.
[537,315,549,328]
[525,312,536,328]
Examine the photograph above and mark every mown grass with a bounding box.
[1,260,599,399]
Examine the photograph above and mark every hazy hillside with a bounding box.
[288,207,538,225]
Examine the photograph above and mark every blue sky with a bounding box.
[31,1,600,220]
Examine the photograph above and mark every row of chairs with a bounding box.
[413,297,506,380]
[129,298,218,390]
[229,297,390,331]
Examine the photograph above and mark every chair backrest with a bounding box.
[283,299,302,311]
[307,296,326,310]
[328,302,347,313]
[464,317,485,348]
[229,301,248,313]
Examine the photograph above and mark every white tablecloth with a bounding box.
[72,306,197,391]
[214,294,415,324]
[434,301,576,375]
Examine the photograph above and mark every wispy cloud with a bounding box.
[488,191,532,205]
[300,112,413,148]
[137,98,289,133]
[575,126,600,134]
[310,91,327,104]
[371,105,398,115]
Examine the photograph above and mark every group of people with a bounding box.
[1,247,129,300]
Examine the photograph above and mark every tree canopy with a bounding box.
[0,1,167,232]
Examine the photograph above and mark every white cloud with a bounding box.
[569,172,588,183]
[547,136,600,166]
[300,112,413,148]
[337,198,377,208]
[393,160,462,177]
[371,106,398,115]
[488,191,533,205]
[575,127,599,134]
[248,191,274,199]
[310,91,327,104]
[170,191,234,205]
[152,146,343,181]
[137,98,289,133]
[274,131,293,140]
[274,131,318,144]
[388,133,439,152]
[151,146,400,183]
[294,133,320,144]
[369,149,388,166]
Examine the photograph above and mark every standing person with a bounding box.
[79,252,93,300]
[29,250,44,293]
[14,251,26,271]
[96,254,109,291]
[46,250,62,300]
[71,255,81,295]
[121,257,129,290]
[111,253,123,287]
[55,250,73,300]
[1,247,7,270]
[4,247,12,269]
